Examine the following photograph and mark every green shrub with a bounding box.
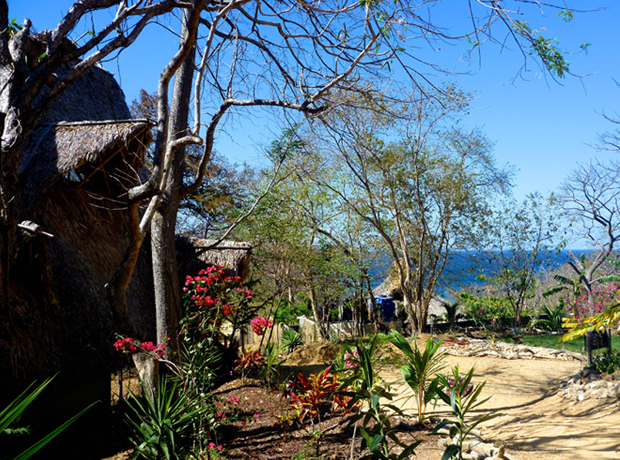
[529,300,566,332]
[591,350,620,375]
[124,377,209,460]
[259,342,285,386]
[275,297,312,325]
[281,327,303,354]
[459,293,512,330]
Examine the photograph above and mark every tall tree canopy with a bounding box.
[294,88,511,332]
[0,0,587,350]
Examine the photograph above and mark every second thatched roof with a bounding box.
[177,236,253,280]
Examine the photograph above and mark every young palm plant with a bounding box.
[341,335,422,460]
[433,366,500,460]
[388,332,446,423]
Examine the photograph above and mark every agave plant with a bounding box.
[281,327,303,354]
[124,376,208,460]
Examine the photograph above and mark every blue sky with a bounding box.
[9,1,620,246]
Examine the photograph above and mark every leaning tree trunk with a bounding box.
[0,4,24,314]
[307,285,329,341]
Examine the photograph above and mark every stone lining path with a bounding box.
[442,338,585,362]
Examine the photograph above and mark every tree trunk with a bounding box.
[151,203,183,352]
[307,285,329,341]
[151,7,196,361]
[363,271,381,330]
[402,288,428,334]
[414,298,429,334]
[0,5,24,314]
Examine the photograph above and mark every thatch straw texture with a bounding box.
[177,236,253,280]
[38,61,132,124]
[2,183,156,425]
[1,54,155,414]
[20,120,151,206]
[373,275,402,299]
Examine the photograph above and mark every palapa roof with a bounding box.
[177,236,253,280]
[38,57,132,124]
[20,119,152,206]
[373,276,400,297]
[12,43,154,205]
[3,45,156,403]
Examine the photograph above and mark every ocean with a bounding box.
[369,249,596,300]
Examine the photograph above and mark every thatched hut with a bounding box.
[0,58,155,423]
[177,236,253,281]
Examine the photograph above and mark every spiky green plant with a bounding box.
[388,332,446,422]
[1,377,93,460]
[124,376,208,460]
[281,327,303,354]
[529,300,566,332]
[341,335,422,460]
[433,366,500,460]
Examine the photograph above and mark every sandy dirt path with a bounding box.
[382,352,620,460]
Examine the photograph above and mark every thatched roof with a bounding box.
[2,45,156,413]
[14,43,152,207]
[20,119,152,206]
[373,277,399,298]
[38,60,132,124]
[177,236,253,280]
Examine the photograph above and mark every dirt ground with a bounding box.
[104,339,620,460]
[383,351,620,460]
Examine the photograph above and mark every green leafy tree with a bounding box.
[476,192,565,326]
[301,89,510,333]
[241,168,357,340]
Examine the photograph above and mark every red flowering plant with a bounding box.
[570,283,620,323]
[250,316,273,336]
[181,265,256,350]
[113,335,169,359]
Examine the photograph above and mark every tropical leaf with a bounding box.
[1,376,94,460]
[0,379,53,434]
[389,332,445,422]
[13,402,96,460]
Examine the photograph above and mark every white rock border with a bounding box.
[558,367,620,401]
[442,338,585,362]
[434,424,518,460]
